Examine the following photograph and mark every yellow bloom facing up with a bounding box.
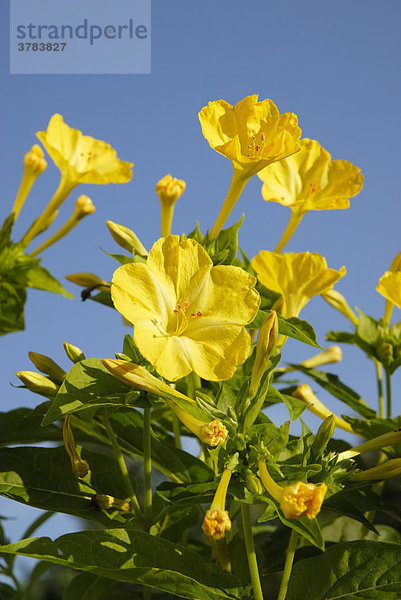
[156,174,186,237]
[23,114,133,245]
[258,459,327,520]
[251,251,346,319]
[199,95,301,238]
[258,139,363,252]
[12,145,47,218]
[111,235,260,381]
[102,359,228,447]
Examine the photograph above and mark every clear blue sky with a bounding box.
[1,0,400,569]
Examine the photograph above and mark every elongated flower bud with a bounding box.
[28,351,66,383]
[293,384,359,436]
[92,494,131,512]
[65,272,110,290]
[63,341,86,363]
[202,468,232,540]
[322,289,359,326]
[311,414,336,455]
[63,414,89,478]
[338,428,401,461]
[301,346,342,369]
[166,400,228,447]
[106,220,148,256]
[16,370,59,397]
[258,458,327,520]
[244,468,264,495]
[12,145,47,218]
[156,174,186,237]
[250,311,278,396]
[352,458,401,481]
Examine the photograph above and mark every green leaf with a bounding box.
[326,330,356,344]
[249,311,320,348]
[204,216,244,265]
[0,530,241,600]
[65,573,119,600]
[89,289,114,308]
[0,446,134,526]
[25,264,73,298]
[187,222,204,243]
[0,406,62,446]
[247,421,290,459]
[42,358,135,425]
[294,366,376,419]
[0,282,26,335]
[281,393,307,421]
[341,416,400,439]
[0,213,15,251]
[242,354,281,431]
[287,540,401,600]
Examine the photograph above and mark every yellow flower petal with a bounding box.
[252,250,346,318]
[280,482,327,520]
[258,138,363,212]
[199,95,301,176]
[111,235,260,381]
[376,271,401,309]
[37,114,133,185]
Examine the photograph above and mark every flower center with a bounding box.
[309,179,322,195]
[247,132,266,157]
[172,302,202,336]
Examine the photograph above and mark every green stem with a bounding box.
[375,360,385,419]
[102,412,142,519]
[241,503,264,600]
[277,529,298,600]
[274,210,305,253]
[171,412,182,449]
[143,407,152,525]
[209,166,249,239]
[385,369,392,419]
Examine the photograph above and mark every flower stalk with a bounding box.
[209,166,248,239]
[12,145,47,219]
[241,503,264,600]
[277,529,298,600]
[274,209,306,253]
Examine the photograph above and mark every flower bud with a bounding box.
[311,414,336,455]
[202,468,232,540]
[106,220,148,256]
[322,289,359,326]
[23,144,47,175]
[12,145,47,218]
[74,195,95,219]
[244,468,263,495]
[301,346,342,369]
[28,351,66,383]
[63,342,86,364]
[338,428,401,461]
[92,494,131,512]
[63,414,89,478]
[65,272,109,289]
[199,419,228,447]
[156,174,186,206]
[280,481,327,520]
[376,342,393,367]
[293,384,359,436]
[352,458,401,482]
[16,370,59,396]
[250,311,278,396]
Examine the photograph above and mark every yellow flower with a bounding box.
[258,458,327,520]
[377,271,401,323]
[251,251,346,319]
[102,359,228,447]
[37,114,133,185]
[202,468,232,539]
[156,174,186,237]
[258,139,363,251]
[199,95,301,239]
[111,235,260,381]
[22,114,133,245]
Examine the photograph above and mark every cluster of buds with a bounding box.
[16,350,68,396]
[102,359,228,447]
[258,458,327,520]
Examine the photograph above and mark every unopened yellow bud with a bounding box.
[338,428,401,461]
[106,220,148,256]
[352,458,401,482]
[156,174,186,237]
[63,414,89,478]
[199,419,228,447]
[322,289,359,327]
[16,370,59,396]
[65,272,109,290]
[92,494,131,512]
[280,481,327,520]
[74,195,95,219]
[24,145,47,175]
[250,311,278,396]
[28,351,66,383]
[202,510,231,540]
[293,384,359,436]
[389,251,401,273]
[63,342,86,363]
[301,346,342,369]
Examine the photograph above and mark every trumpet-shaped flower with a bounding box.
[377,272,401,310]
[258,138,363,212]
[37,114,133,185]
[202,468,232,539]
[199,95,301,238]
[199,95,300,176]
[251,251,346,319]
[111,235,260,381]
